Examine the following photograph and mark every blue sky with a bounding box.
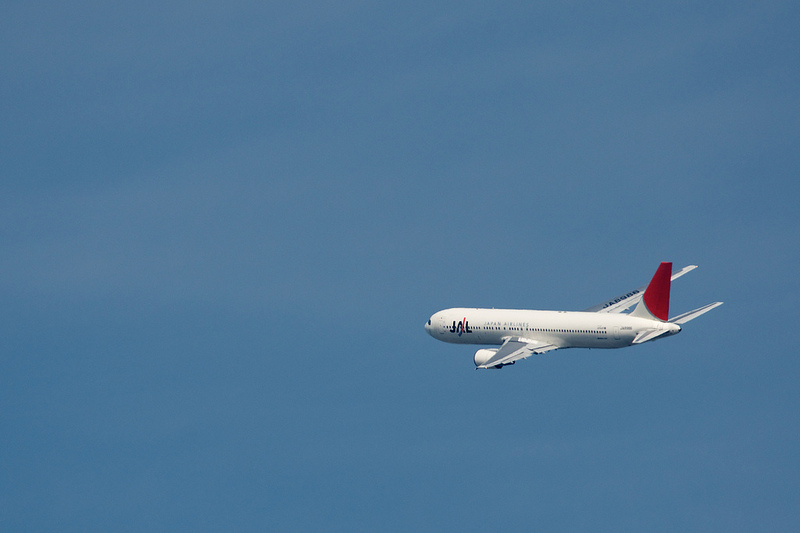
[2,2,799,531]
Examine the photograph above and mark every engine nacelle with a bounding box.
[474,348,499,367]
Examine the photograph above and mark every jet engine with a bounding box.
[474,348,499,367]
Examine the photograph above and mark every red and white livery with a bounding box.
[424,262,723,369]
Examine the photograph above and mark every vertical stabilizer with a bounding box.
[630,262,672,321]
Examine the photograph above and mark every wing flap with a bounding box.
[477,337,559,369]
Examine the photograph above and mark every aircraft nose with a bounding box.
[424,318,433,336]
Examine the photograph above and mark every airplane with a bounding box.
[424,262,722,369]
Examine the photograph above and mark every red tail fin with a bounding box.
[641,262,672,321]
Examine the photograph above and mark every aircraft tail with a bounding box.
[630,262,672,321]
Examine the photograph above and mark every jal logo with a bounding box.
[450,318,472,336]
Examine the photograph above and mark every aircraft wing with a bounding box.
[476,336,559,369]
[584,265,698,313]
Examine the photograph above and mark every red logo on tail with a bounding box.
[643,262,672,321]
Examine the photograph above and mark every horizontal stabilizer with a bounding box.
[669,302,723,325]
[632,329,673,344]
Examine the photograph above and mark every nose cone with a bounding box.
[424,317,434,337]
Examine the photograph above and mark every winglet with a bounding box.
[630,262,672,321]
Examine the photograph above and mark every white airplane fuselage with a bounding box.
[425,263,721,369]
[425,307,681,349]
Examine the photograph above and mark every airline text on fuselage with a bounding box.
[603,290,640,309]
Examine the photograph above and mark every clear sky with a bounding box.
[2,2,799,531]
